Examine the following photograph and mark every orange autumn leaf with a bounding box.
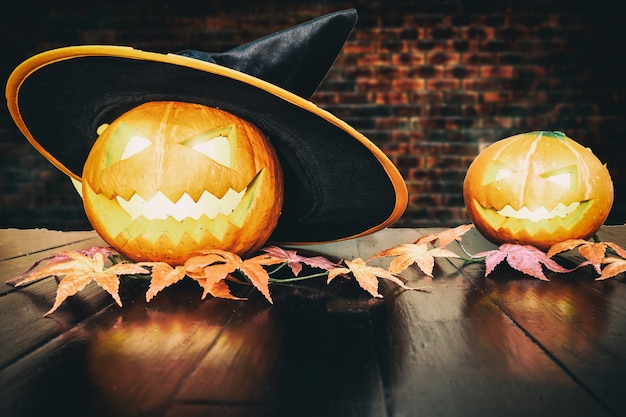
[8,246,119,286]
[548,239,626,275]
[607,241,626,259]
[13,251,149,315]
[598,257,626,280]
[327,258,412,298]
[369,243,460,276]
[142,262,187,302]
[184,250,243,300]
[183,249,283,303]
[414,224,474,247]
[238,253,286,303]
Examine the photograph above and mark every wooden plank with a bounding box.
[1,234,107,286]
[373,270,610,414]
[442,226,626,416]
[173,289,389,417]
[0,227,624,417]
[0,230,136,370]
[0,229,101,262]
[259,228,617,416]
[0,279,244,417]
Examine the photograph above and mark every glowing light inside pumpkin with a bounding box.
[116,187,247,221]
[496,201,581,222]
[191,136,231,167]
[181,127,236,168]
[495,168,513,181]
[472,199,592,236]
[105,126,246,222]
[121,136,152,160]
[81,102,284,264]
[545,172,572,188]
[463,131,613,249]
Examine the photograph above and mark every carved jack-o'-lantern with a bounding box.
[463,131,613,249]
[82,101,284,265]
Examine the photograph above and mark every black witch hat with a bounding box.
[5,9,407,243]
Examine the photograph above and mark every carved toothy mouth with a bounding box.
[496,202,580,222]
[116,187,247,221]
[473,199,591,233]
[83,171,265,245]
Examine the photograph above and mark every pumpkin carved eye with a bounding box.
[482,161,515,185]
[495,168,514,182]
[541,165,577,190]
[82,101,284,265]
[463,131,614,250]
[104,123,238,168]
[180,125,236,168]
[102,122,152,167]
[121,136,152,160]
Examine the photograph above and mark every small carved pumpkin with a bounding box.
[463,131,613,249]
[82,101,284,265]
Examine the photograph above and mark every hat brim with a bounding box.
[5,45,407,244]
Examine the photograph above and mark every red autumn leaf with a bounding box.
[598,257,626,280]
[369,243,460,276]
[142,262,187,302]
[414,224,474,247]
[327,257,413,298]
[13,250,148,315]
[261,245,337,276]
[183,249,283,303]
[474,244,574,281]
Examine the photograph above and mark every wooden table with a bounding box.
[1,226,625,417]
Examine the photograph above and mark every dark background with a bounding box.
[1,0,624,231]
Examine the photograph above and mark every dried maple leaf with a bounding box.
[414,224,474,247]
[369,243,460,276]
[7,246,118,286]
[327,258,413,298]
[473,244,574,281]
[548,239,626,275]
[184,250,244,300]
[13,250,149,315]
[184,249,284,303]
[238,254,286,303]
[598,257,626,280]
[142,262,187,302]
[261,245,337,276]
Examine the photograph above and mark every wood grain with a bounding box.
[1,227,625,417]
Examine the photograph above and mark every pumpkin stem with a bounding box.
[540,130,567,140]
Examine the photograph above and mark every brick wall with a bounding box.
[1,0,624,231]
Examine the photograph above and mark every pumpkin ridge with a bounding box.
[519,133,541,207]
[559,138,594,198]
[81,101,283,263]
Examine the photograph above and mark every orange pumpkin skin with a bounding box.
[463,131,613,250]
[82,101,283,265]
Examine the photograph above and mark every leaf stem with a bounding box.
[269,271,329,283]
[456,242,484,263]
[267,262,288,275]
